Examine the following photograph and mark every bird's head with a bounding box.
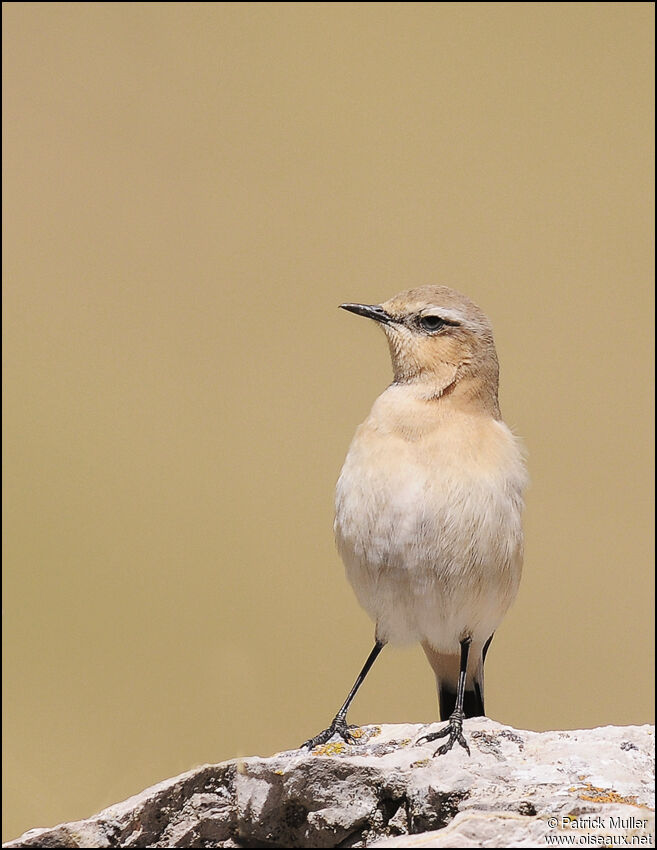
[341,285,500,413]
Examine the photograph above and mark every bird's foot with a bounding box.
[416,711,470,756]
[300,714,360,750]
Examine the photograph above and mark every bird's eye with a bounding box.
[419,315,445,332]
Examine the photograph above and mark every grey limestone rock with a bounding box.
[4,719,654,848]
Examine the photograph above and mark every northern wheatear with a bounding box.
[302,286,527,756]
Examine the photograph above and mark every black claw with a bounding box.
[416,712,470,757]
[301,715,360,750]
[417,724,450,745]
[435,731,470,757]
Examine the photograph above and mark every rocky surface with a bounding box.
[4,719,654,848]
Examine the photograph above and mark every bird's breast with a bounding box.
[335,411,525,568]
[333,403,527,645]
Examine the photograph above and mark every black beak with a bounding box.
[339,303,393,324]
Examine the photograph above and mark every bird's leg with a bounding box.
[417,636,472,756]
[301,640,385,749]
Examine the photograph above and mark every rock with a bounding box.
[3,719,654,848]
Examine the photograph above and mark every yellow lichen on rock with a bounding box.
[312,741,346,757]
[571,782,641,807]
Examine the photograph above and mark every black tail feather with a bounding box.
[438,631,494,720]
[439,683,485,720]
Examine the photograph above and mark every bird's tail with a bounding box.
[423,634,494,720]
[438,674,484,719]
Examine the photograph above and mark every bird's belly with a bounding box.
[334,436,525,651]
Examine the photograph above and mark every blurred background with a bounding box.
[3,1,654,842]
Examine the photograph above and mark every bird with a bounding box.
[301,285,527,756]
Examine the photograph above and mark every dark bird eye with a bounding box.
[420,315,445,332]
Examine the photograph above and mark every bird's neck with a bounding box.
[406,368,501,420]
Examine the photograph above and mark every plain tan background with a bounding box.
[2,1,654,842]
